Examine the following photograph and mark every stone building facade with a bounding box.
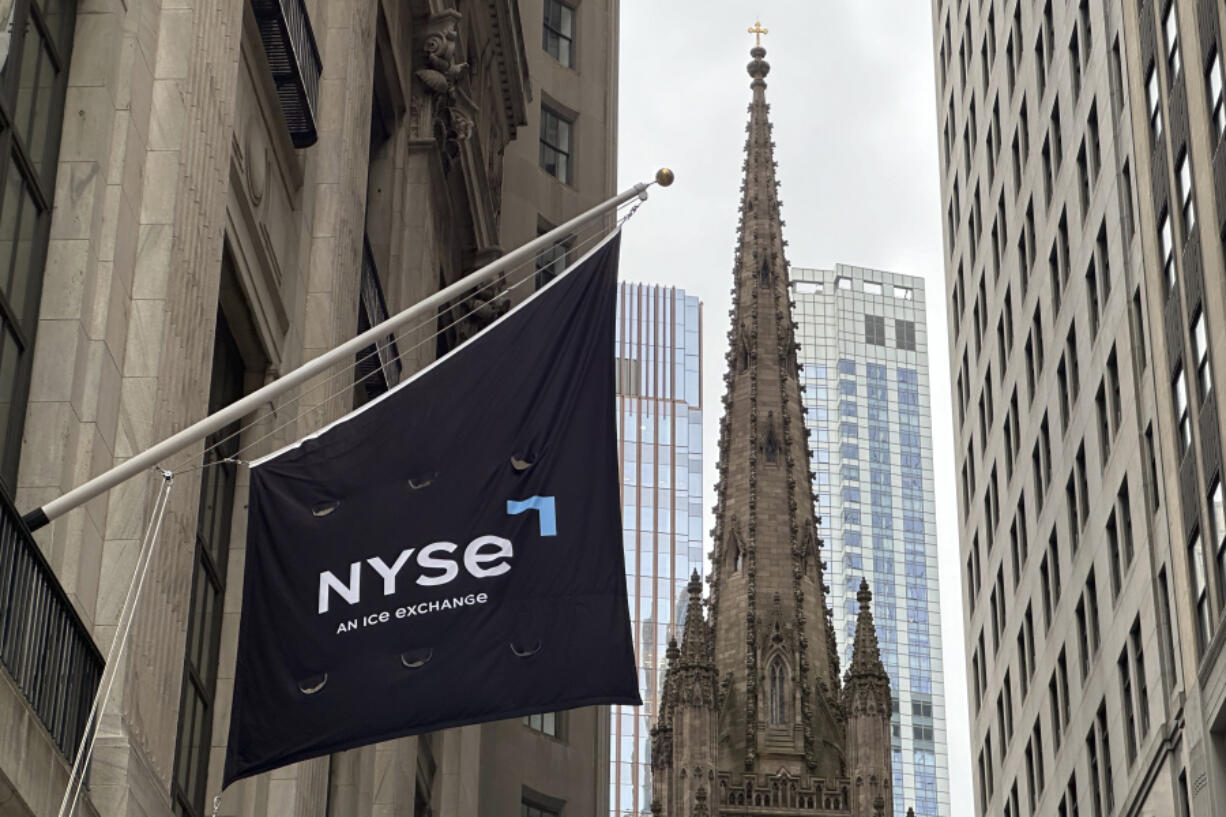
[0,1,617,816]
[649,46,900,817]
[934,0,1226,814]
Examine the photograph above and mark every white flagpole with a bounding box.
[23,168,675,532]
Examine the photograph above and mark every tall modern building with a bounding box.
[934,1,1226,815]
[0,1,619,817]
[612,282,703,817]
[791,265,948,817]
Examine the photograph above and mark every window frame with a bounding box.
[541,0,575,68]
[539,103,574,184]
[1206,48,1224,140]
[1164,1,1182,79]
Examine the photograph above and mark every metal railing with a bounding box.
[251,0,323,147]
[0,491,103,761]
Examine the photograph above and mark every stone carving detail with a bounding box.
[416,10,468,94]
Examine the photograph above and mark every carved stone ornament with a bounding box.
[416,10,468,95]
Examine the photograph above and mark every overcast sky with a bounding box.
[615,1,972,805]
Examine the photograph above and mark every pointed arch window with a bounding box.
[769,657,787,724]
[764,413,780,463]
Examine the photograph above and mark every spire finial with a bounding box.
[748,20,768,47]
[857,577,872,611]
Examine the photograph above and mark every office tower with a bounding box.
[651,41,898,817]
[934,1,1226,814]
[791,265,949,817]
[611,282,703,817]
[0,2,618,817]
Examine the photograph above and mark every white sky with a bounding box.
[614,1,972,807]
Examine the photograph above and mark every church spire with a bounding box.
[705,35,843,779]
[846,580,890,688]
[653,35,899,817]
[844,580,894,817]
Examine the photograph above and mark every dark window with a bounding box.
[522,803,560,817]
[1164,1,1181,78]
[1190,528,1212,652]
[865,314,886,346]
[1173,362,1191,452]
[1207,48,1225,140]
[542,0,574,67]
[896,319,916,350]
[0,0,77,491]
[534,228,570,290]
[1147,64,1163,143]
[539,104,572,183]
[172,309,248,817]
[523,711,560,737]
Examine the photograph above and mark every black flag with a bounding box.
[223,231,639,785]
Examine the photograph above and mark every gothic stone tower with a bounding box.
[651,38,896,817]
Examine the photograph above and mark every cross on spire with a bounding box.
[748,20,768,47]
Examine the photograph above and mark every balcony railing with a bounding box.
[251,0,322,147]
[0,492,103,761]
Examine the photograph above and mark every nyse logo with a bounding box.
[317,496,556,614]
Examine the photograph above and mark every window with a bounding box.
[1098,704,1115,812]
[0,0,77,490]
[1148,65,1163,143]
[173,310,249,817]
[837,276,853,290]
[522,802,560,817]
[1191,311,1212,399]
[539,104,573,183]
[534,232,570,290]
[524,712,559,736]
[1207,49,1224,139]
[769,657,787,724]
[1131,619,1151,738]
[896,319,916,351]
[1212,479,1226,605]
[1087,727,1103,817]
[1190,528,1212,652]
[1160,211,1175,292]
[1177,150,1196,238]
[863,280,883,295]
[1077,597,1091,680]
[542,0,574,67]
[1119,647,1137,764]
[1164,2,1181,79]
[865,314,886,346]
[1173,363,1191,453]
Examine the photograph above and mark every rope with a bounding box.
[56,469,175,817]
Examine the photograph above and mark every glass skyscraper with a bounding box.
[610,282,703,817]
[791,264,949,817]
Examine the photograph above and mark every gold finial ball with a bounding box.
[656,167,675,187]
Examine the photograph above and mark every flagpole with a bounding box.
[22,169,676,532]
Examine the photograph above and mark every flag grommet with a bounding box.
[510,640,542,658]
[311,501,340,517]
[298,674,328,694]
[401,649,433,669]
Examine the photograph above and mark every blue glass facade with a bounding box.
[610,283,703,817]
[792,265,949,817]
